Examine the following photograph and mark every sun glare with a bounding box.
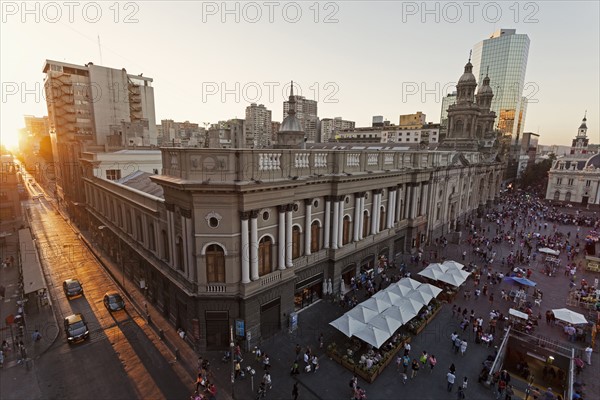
[0,128,20,152]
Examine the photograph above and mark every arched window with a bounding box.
[148,223,156,251]
[176,236,184,271]
[565,192,571,202]
[311,221,320,253]
[363,210,370,237]
[342,216,351,245]
[258,237,272,276]
[553,191,560,201]
[292,226,301,259]
[161,229,170,262]
[379,206,386,231]
[454,119,464,134]
[206,244,225,283]
[136,216,144,243]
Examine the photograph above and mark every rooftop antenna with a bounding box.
[97,35,103,65]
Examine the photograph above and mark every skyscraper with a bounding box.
[471,29,529,181]
[245,103,272,148]
[471,29,530,142]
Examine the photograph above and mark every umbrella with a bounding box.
[406,289,434,305]
[353,325,390,349]
[418,267,445,281]
[538,247,560,256]
[382,306,416,325]
[416,283,443,298]
[360,297,392,313]
[329,314,367,337]
[398,277,421,290]
[442,260,465,270]
[511,276,537,287]
[552,308,588,325]
[396,298,423,316]
[368,314,403,335]
[437,273,466,287]
[347,305,379,324]
[426,262,449,272]
[373,290,403,306]
[386,282,413,297]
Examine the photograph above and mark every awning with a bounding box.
[511,277,537,287]
[538,247,560,256]
[19,228,46,295]
[509,308,528,320]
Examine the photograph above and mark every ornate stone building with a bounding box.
[82,81,505,351]
[546,115,600,206]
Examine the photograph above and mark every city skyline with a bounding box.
[1,1,599,149]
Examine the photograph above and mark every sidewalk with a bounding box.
[0,222,58,400]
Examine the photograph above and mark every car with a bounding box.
[103,292,125,311]
[64,313,89,344]
[63,279,84,298]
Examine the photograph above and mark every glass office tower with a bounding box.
[472,29,530,142]
[471,28,530,181]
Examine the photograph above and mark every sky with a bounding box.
[1,0,599,149]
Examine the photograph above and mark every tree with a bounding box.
[518,158,553,194]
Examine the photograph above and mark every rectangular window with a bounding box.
[586,180,591,187]
[568,179,574,186]
[106,169,121,181]
[556,178,562,185]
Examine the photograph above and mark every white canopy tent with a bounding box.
[406,289,434,305]
[361,297,392,313]
[373,290,403,307]
[552,308,588,325]
[416,283,443,298]
[397,277,422,290]
[381,306,417,325]
[442,260,465,270]
[368,314,403,336]
[346,305,379,324]
[329,314,368,337]
[353,325,390,349]
[539,247,560,256]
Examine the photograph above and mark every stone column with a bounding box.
[396,186,402,223]
[240,212,250,283]
[332,199,340,249]
[353,194,361,242]
[388,188,396,228]
[166,203,176,268]
[420,182,429,216]
[412,183,419,219]
[337,196,344,247]
[371,191,378,235]
[250,210,259,280]
[286,204,293,267]
[278,205,286,270]
[324,197,331,249]
[358,194,365,240]
[304,199,312,256]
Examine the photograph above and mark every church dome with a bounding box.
[280,114,303,133]
[458,61,477,85]
[477,75,493,95]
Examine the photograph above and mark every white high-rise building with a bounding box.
[320,117,355,142]
[245,103,272,148]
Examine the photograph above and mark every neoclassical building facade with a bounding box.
[546,115,600,206]
[80,75,506,350]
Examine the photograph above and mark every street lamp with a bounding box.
[98,225,124,289]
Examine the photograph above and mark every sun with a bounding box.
[0,126,21,153]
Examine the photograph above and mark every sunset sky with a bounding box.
[1,1,598,149]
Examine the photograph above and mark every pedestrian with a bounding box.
[402,354,410,373]
[292,382,299,400]
[290,359,300,375]
[452,304,457,318]
[584,345,593,365]
[349,374,358,392]
[447,371,456,391]
[311,354,319,372]
[396,354,403,370]
[400,372,408,384]
[454,335,462,353]
[489,293,494,305]
[460,340,468,356]
[0,350,4,368]
[428,354,437,373]
[505,384,514,400]
[420,350,428,365]
[462,376,468,390]
[404,341,411,356]
[234,360,241,379]
[262,371,272,390]
[262,353,271,371]
[451,332,459,349]
[319,333,324,349]
[411,358,420,378]
[449,363,456,374]
[457,386,466,399]
[32,330,42,342]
